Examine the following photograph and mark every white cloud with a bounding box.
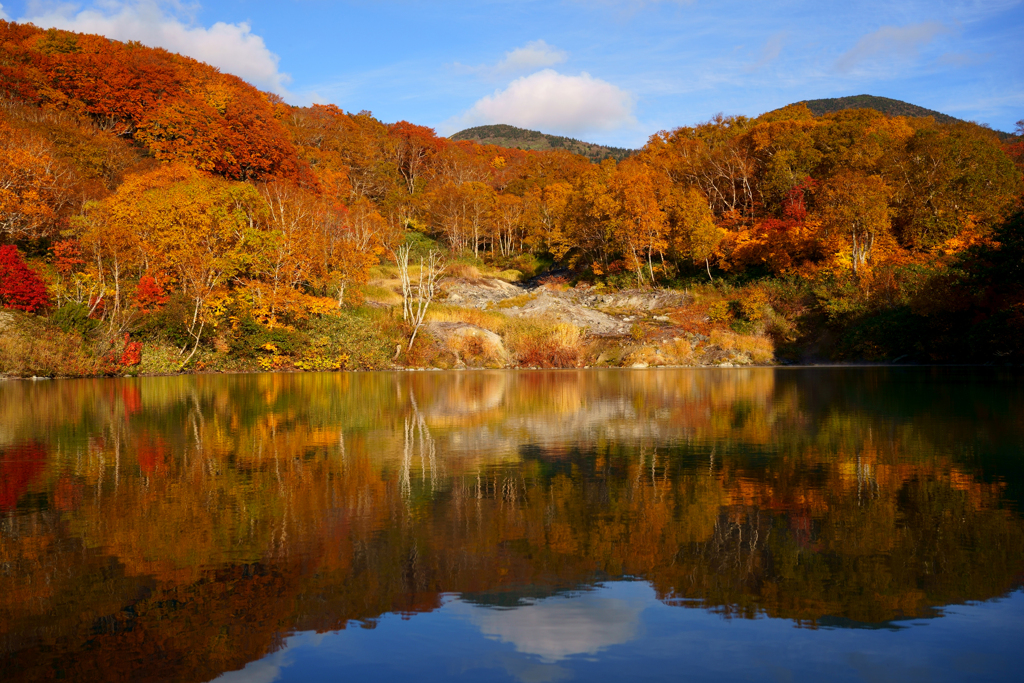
[454,39,568,80]
[444,69,636,136]
[0,4,9,21]
[492,40,568,77]
[937,51,989,68]
[17,1,291,96]
[746,32,786,72]
[836,22,951,72]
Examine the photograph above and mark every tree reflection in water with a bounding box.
[0,368,1021,681]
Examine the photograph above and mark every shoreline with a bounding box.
[4,361,1019,382]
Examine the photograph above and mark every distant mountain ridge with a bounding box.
[777,95,1013,140]
[450,124,634,163]
[797,95,962,126]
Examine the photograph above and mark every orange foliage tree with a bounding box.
[0,21,303,182]
[0,119,74,240]
[608,159,668,285]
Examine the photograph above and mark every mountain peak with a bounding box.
[450,124,634,163]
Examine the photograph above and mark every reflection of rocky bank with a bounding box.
[395,368,780,460]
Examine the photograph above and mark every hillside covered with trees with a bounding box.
[451,123,634,162]
[796,95,964,126]
[1,21,1022,376]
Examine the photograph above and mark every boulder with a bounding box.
[425,321,509,367]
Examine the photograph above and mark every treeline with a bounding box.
[1,20,1023,370]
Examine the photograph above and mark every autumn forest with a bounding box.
[1,21,1023,376]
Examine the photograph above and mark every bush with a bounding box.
[0,316,115,377]
[51,302,99,335]
[506,320,584,368]
[709,329,775,364]
[303,309,402,370]
[403,230,443,259]
[0,246,50,314]
[229,317,308,358]
[707,300,731,323]
[132,294,193,348]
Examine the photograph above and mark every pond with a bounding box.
[1,368,1022,682]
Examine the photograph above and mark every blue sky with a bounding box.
[1,1,1021,147]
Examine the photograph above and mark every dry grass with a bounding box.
[447,263,483,281]
[709,329,775,364]
[621,336,697,366]
[496,292,538,309]
[495,269,523,282]
[661,337,697,364]
[445,262,524,283]
[368,264,400,280]
[360,283,403,306]
[0,316,115,377]
[505,319,585,368]
[425,304,509,333]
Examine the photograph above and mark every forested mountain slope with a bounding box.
[451,124,634,162]
[795,95,963,125]
[1,20,1023,375]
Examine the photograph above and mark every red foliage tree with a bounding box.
[119,333,143,368]
[0,441,47,510]
[0,244,50,313]
[52,239,85,277]
[388,121,442,194]
[133,274,169,312]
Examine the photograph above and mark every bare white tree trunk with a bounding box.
[392,245,446,353]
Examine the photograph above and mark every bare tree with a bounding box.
[393,244,446,352]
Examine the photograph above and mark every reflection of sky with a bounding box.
[213,583,1024,683]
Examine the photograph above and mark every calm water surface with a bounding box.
[1,368,1022,682]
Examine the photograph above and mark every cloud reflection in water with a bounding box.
[453,585,647,663]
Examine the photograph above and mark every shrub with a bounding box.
[229,317,309,359]
[709,329,774,364]
[132,293,193,348]
[0,246,50,314]
[509,253,541,278]
[506,320,584,368]
[133,274,169,313]
[496,269,522,282]
[51,302,99,335]
[539,274,570,291]
[447,263,483,280]
[730,319,756,335]
[303,309,402,370]
[707,300,731,323]
[0,317,114,377]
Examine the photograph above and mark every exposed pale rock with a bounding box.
[503,291,624,335]
[425,321,509,366]
[444,278,524,307]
